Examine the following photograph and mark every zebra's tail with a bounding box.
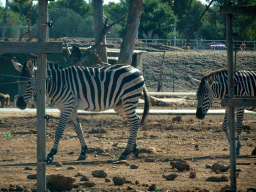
[140,85,150,125]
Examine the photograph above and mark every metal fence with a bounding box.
[138,38,256,51]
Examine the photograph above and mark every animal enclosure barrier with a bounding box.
[0,0,63,191]
[219,4,256,192]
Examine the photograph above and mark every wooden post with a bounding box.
[37,0,48,191]
[226,13,236,192]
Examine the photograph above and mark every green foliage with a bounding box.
[48,0,92,18]
[0,0,255,40]
[103,0,129,37]
[8,0,38,25]
[139,0,177,39]
[49,8,94,38]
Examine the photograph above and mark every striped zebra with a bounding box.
[192,69,256,155]
[13,60,149,163]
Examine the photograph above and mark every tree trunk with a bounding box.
[92,0,107,63]
[118,0,144,65]
[118,0,169,106]
[2,0,8,38]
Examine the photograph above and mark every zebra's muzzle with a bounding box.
[196,107,205,119]
[16,96,27,110]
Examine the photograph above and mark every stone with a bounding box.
[75,172,83,177]
[27,174,37,179]
[92,170,107,178]
[46,174,76,191]
[80,176,89,181]
[56,162,63,167]
[220,185,231,192]
[189,172,196,178]
[83,181,96,187]
[170,160,190,171]
[211,162,230,172]
[24,166,33,170]
[67,166,75,170]
[163,173,178,180]
[113,176,126,185]
[206,175,228,182]
[145,158,155,162]
[130,164,139,169]
[148,184,156,191]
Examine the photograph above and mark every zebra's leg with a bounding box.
[70,111,87,161]
[235,107,244,156]
[222,109,230,143]
[119,110,140,160]
[46,106,74,164]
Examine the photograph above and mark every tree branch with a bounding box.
[73,15,126,66]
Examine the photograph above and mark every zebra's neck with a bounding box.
[210,71,229,99]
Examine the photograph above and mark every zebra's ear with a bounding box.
[208,77,213,86]
[26,60,35,73]
[12,60,23,72]
[191,78,201,87]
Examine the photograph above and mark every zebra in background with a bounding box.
[13,60,149,163]
[0,93,10,108]
[192,69,256,155]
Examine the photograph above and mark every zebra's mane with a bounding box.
[202,68,227,79]
[47,62,60,71]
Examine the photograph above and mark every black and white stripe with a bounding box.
[194,69,256,155]
[14,61,149,163]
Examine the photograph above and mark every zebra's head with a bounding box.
[12,60,36,110]
[192,77,214,119]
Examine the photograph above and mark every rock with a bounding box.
[247,188,256,192]
[172,116,182,122]
[170,160,190,171]
[163,173,178,180]
[145,158,155,162]
[67,166,75,170]
[130,164,139,169]
[127,186,136,191]
[16,185,24,191]
[206,175,228,182]
[101,153,110,156]
[189,172,196,178]
[135,180,139,185]
[148,184,156,191]
[105,178,111,182]
[83,181,96,187]
[46,174,76,191]
[75,172,83,177]
[80,176,89,181]
[113,176,126,185]
[56,162,63,167]
[211,162,230,172]
[27,174,37,179]
[205,164,212,169]
[220,185,231,192]
[0,188,8,191]
[114,160,130,166]
[252,147,256,156]
[24,166,33,170]
[67,151,75,155]
[92,170,107,178]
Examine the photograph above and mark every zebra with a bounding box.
[12,60,149,163]
[192,68,256,155]
[0,93,10,108]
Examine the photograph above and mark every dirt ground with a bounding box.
[0,107,256,192]
[0,40,256,191]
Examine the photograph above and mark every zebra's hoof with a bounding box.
[236,148,240,156]
[77,155,87,161]
[118,154,127,161]
[133,149,140,158]
[46,156,54,164]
